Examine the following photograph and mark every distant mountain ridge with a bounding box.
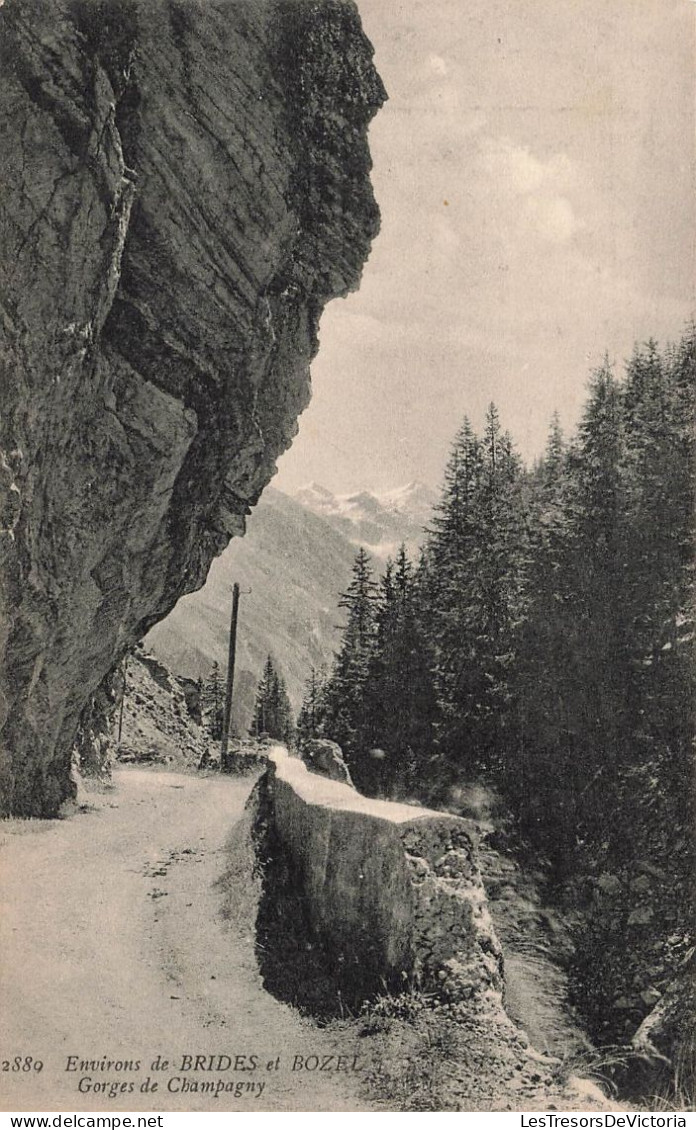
[146,487,357,730]
[293,480,437,559]
[145,483,436,732]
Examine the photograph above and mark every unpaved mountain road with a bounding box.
[0,768,376,1112]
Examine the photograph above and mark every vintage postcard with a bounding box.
[0,0,693,1116]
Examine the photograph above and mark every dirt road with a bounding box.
[0,768,375,1112]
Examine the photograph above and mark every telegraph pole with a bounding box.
[117,655,128,747]
[220,582,240,771]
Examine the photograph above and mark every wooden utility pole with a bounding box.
[117,655,128,746]
[220,582,240,771]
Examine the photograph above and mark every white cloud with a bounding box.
[526,194,583,243]
[479,138,583,244]
[427,53,448,76]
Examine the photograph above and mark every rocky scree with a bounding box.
[114,647,208,769]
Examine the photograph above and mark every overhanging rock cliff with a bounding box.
[0,0,385,815]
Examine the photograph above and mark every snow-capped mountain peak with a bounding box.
[375,481,437,521]
[292,481,437,560]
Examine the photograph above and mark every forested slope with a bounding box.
[299,329,695,1102]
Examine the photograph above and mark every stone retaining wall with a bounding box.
[264,748,504,1003]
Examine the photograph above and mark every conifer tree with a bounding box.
[251,656,294,745]
[513,414,580,852]
[320,548,377,771]
[426,417,483,578]
[202,661,224,741]
[570,361,628,788]
[296,666,326,744]
[363,546,439,795]
[422,404,528,771]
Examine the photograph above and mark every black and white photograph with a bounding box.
[0,0,694,1116]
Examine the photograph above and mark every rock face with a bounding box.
[0,0,385,815]
[115,647,209,768]
[300,738,353,785]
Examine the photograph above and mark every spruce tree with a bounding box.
[571,361,628,796]
[367,546,439,796]
[202,661,224,741]
[513,414,579,854]
[321,548,377,773]
[251,656,294,745]
[422,404,528,773]
[296,666,326,744]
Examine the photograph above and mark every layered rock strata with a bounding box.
[0,0,385,814]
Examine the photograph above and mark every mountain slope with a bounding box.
[146,488,359,732]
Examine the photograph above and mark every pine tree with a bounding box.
[272,670,295,747]
[544,411,565,481]
[363,546,439,796]
[622,338,691,657]
[339,546,377,649]
[422,405,528,773]
[426,417,483,578]
[571,360,628,786]
[202,661,224,741]
[251,656,294,745]
[513,415,579,854]
[296,666,326,744]
[321,548,377,772]
[251,656,273,737]
[513,334,695,898]
[617,333,695,851]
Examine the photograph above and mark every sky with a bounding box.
[274,0,695,496]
